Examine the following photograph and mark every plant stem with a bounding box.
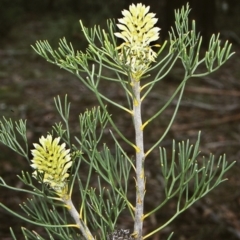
[132,78,145,239]
[64,198,95,240]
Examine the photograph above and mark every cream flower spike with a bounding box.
[114,3,160,80]
[31,134,72,198]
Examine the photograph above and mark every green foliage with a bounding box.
[0,3,235,240]
[0,118,29,160]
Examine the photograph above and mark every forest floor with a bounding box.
[1,13,240,240]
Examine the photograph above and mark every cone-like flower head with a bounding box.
[31,135,72,197]
[115,3,160,79]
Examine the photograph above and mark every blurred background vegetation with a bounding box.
[1,0,240,47]
[1,0,240,239]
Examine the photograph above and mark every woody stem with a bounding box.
[132,78,145,240]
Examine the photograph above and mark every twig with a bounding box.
[172,113,240,131]
[185,86,240,97]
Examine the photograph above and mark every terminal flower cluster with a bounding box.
[31,135,72,197]
[114,3,160,80]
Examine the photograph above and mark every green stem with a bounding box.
[143,209,184,239]
[145,78,187,156]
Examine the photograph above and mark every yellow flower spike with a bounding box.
[31,134,72,198]
[115,3,160,79]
